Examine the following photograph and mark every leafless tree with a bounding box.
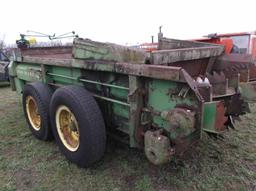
[0,34,5,51]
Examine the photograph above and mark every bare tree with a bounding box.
[0,34,6,51]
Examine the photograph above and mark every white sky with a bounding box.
[1,0,256,45]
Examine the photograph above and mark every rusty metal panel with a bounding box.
[213,54,252,82]
[249,62,256,80]
[215,101,228,132]
[20,46,72,59]
[22,56,72,67]
[206,72,227,95]
[168,58,209,77]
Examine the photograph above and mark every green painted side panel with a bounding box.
[71,68,82,85]
[8,61,17,91]
[46,65,131,135]
[148,79,198,136]
[8,61,16,76]
[110,88,128,101]
[148,80,176,111]
[112,103,130,133]
[113,104,129,119]
[48,66,81,85]
[12,60,207,147]
[16,64,42,82]
[14,63,131,135]
[202,102,217,132]
[148,80,196,110]
[14,77,24,94]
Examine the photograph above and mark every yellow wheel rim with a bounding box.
[26,96,41,131]
[56,105,80,152]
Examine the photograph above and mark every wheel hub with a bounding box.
[56,105,80,152]
[26,96,41,131]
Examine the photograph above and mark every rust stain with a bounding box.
[215,101,227,132]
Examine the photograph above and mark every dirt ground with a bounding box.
[0,86,255,191]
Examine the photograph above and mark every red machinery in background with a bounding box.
[139,31,256,57]
[192,32,256,82]
[193,32,256,57]
[138,30,256,81]
[137,29,256,105]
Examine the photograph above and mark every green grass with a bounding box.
[0,87,255,191]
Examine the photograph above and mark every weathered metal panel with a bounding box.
[147,78,199,138]
[74,60,182,81]
[22,56,72,67]
[151,46,224,65]
[20,46,72,59]
[16,64,42,82]
[213,54,252,83]
[128,76,144,147]
[21,56,182,81]
[158,37,223,49]
[73,38,148,64]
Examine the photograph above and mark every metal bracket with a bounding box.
[180,69,205,102]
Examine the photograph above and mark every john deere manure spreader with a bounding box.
[8,34,249,166]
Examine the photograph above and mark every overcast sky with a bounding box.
[1,0,256,45]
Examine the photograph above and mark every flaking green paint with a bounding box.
[148,79,198,134]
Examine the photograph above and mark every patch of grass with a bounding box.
[0,87,256,191]
[134,175,154,191]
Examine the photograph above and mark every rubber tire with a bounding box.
[22,82,53,141]
[50,86,106,167]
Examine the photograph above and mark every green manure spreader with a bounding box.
[8,35,249,167]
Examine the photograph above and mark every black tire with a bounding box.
[22,82,53,140]
[50,86,106,167]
